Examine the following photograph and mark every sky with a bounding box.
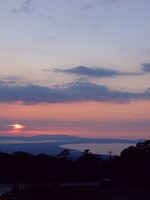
[0,0,150,139]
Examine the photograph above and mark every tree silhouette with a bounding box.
[119,140,150,187]
[57,149,70,160]
[76,149,102,181]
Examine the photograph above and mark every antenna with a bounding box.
[107,149,112,158]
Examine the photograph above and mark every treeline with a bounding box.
[0,140,150,188]
[0,149,102,183]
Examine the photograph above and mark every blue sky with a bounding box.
[1,0,150,90]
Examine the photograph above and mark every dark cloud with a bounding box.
[141,63,150,73]
[12,0,35,14]
[0,81,149,104]
[53,66,140,78]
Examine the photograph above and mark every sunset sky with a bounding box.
[0,0,150,139]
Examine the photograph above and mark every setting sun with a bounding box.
[12,124,25,130]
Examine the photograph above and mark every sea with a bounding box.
[60,143,135,156]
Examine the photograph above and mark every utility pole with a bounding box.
[107,149,112,159]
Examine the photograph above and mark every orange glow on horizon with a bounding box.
[0,100,149,139]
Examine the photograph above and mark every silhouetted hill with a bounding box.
[0,134,143,143]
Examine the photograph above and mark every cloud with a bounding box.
[141,63,150,73]
[67,0,120,9]
[0,76,29,86]
[0,78,18,86]
[0,81,150,104]
[12,0,35,14]
[100,0,121,5]
[52,66,140,78]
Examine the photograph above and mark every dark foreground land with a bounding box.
[0,140,150,199]
[0,186,109,200]
[0,185,150,200]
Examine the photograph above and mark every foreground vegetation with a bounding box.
[0,140,150,199]
[0,187,110,200]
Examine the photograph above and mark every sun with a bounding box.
[12,124,25,130]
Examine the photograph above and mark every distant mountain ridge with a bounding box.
[0,134,144,143]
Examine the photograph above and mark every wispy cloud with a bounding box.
[100,0,121,5]
[0,76,29,86]
[0,81,150,104]
[12,0,35,14]
[52,66,140,78]
[67,0,120,9]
